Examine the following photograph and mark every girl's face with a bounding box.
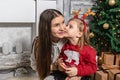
[51,15,66,42]
[65,20,81,38]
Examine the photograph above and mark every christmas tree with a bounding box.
[89,0,120,55]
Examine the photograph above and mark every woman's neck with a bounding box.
[52,38,61,43]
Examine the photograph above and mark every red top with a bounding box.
[59,42,97,76]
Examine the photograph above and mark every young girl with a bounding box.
[59,18,97,80]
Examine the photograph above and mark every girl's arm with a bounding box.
[76,48,97,76]
[65,47,97,77]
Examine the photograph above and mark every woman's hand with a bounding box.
[65,67,78,77]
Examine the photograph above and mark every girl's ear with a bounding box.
[76,32,83,38]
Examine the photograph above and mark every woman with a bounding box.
[30,9,67,80]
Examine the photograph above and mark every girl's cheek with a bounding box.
[65,25,70,30]
[64,28,69,33]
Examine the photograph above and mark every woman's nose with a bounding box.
[59,24,64,30]
[60,23,66,30]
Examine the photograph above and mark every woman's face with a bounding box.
[51,15,66,42]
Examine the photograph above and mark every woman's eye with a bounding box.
[55,24,59,27]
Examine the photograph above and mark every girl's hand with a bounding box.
[65,67,78,77]
[57,58,63,65]
[57,58,67,71]
[60,62,67,70]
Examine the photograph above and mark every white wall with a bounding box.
[0,0,35,23]
[36,0,56,35]
[0,24,32,52]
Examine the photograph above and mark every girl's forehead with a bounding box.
[69,20,77,24]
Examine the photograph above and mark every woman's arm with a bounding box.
[30,51,37,71]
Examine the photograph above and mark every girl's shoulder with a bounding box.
[83,45,96,53]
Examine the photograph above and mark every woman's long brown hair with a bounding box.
[34,9,64,80]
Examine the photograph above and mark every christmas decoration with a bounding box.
[109,0,116,6]
[72,8,95,33]
[103,23,109,29]
[98,56,103,65]
[91,51,120,80]
[89,32,94,38]
[72,8,81,18]
[84,8,96,16]
[82,8,96,19]
[89,0,120,55]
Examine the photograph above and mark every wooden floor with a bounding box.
[0,67,38,80]
[6,77,39,80]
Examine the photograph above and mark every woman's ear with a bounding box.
[76,32,83,38]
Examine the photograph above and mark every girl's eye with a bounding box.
[62,21,65,24]
[66,23,69,27]
[69,25,73,28]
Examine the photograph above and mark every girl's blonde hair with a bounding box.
[68,18,90,49]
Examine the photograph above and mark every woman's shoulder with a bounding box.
[32,36,39,45]
[32,36,40,51]
[33,36,39,42]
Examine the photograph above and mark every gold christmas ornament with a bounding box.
[105,44,107,46]
[112,28,115,30]
[114,33,116,35]
[118,9,120,12]
[109,0,116,6]
[98,56,103,65]
[99,14,102,16]
[103,23,109,29]
[100,1,102,3]
[89,32,94,38]
[116,25,118,27]
[101,42,103,44]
